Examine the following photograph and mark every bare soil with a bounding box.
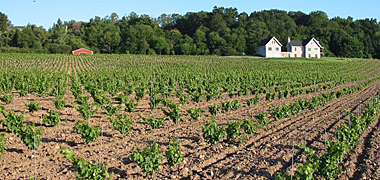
[0,63,380,180]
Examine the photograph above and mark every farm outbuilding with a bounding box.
[72,48,93,55]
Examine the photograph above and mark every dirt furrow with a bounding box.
[338,115,380,180]
[91,68,380,152]
[183,79,380,179]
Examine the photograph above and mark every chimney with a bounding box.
[287,37,291,44]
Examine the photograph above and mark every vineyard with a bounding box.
[0,54,380,179]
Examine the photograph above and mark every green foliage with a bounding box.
[114,93,129,104]
[42,109,61,126]
[125,100,137,112]
[246,96,260,106]
[61,147,110,180]
[54,98,66,110]
[187,108,203,120]
[255,112,270,127]
[190,88,204,103]
[135,87,145,100]
[162,102,182,124]
[130,142,162,176]
[285,95,380,180]
[149,94,160,110]
[74,103,98,120]
[293,146,319,180]
[17,124,43,150]
[165,138,184,166]
[75,96,90,105]
[0,133,7,154]
[231,100,242,110]
[266,92,276,101]
[221,101,233,112]
[93,92,111,105]
[109,114,133,135]
[140,114,165,129]
[1,8,380,58]
[74,121,101,144]
[25,102,40,113]
[201,118,226,145]
[102,103,122,116]
[208,103,221,116]
[241,119,256,134]
[1,94,13,104]
[226,120,244,142]
[1,111,24,133]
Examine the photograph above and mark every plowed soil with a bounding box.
[1,61,380,180]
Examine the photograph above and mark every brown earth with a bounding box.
[1,62,380,179]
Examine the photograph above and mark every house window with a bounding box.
[314,48,318,50]
[268,47,272,51]
[315,54,318,58]
[294,54,297,58]
[308,48,311,51]
[295,47,297,51]
[275,47,279,51]
[309,54,311,58]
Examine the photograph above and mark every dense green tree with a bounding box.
[0,12,10,32]
[151,36,170,55]
[10,25,47,51]
[99,20,121,53]
[193,28,209,54]
[207,32,226,55]
[165,29,182,54]
[330,29,364,58]
[0,9,380,58]
[175,35,196,55]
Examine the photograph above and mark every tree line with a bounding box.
[0,7,380,58]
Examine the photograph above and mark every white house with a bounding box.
[257,37,324,58]
[256,37,283,58]
[286,37,324,58]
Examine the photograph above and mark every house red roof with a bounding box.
[72,48,93,55]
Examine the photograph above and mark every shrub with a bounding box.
[17,124,43,150]
[42,109,61,126]
[140,114,165,129]
[74,121,100,144]
[0,133,7,154]
[109,114,133,135]
[202,118,226,145]
[1,111,24,133]
[1,94,13,104]
[130,142,162,176]
[61,147,110,180]
[187,108,203,120]
[25,102,40,113]
[165,138,184,166]
[54,98,66,109]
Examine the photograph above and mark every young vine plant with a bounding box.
[61,147,110,180]
[74,121,101,144]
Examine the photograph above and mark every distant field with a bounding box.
[0,53,379,179]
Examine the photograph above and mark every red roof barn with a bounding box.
[72,48,93,55]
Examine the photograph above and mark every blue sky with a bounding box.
[1,0,379,28]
